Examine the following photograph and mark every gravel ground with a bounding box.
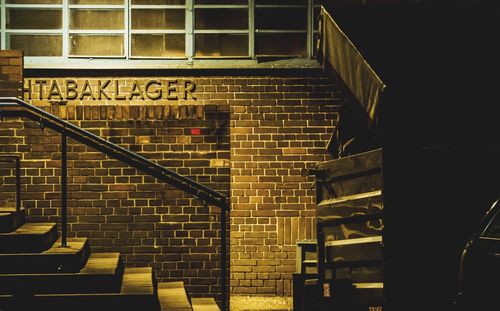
[230,295,293,311]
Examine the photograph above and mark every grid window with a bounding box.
[255,0,309,57]
[10,34,62,56]
[130,0,186,58]
[193,0,249,58]
[0,0,317,66]
[7,9,62,29]
[67,0,126,57]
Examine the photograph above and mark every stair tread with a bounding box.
[318,190,382,207]
[0,252,120,276]
[325,236,382,247]
[353,282,384,289]
[80,252,122,274]
[44,238,88,254]
[0,267,154,297]
[158,281,192,311]
[0,222,58,253]
[191,298,220,311]
[0,207,18,213]
[0,208,24,233]
[0,222,55,235]
[0,252,123,294]
[0,237,90,273]
[121,267,155,295]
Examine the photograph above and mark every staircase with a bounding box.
[295,148,383,310]
[0,209,220,311]
[0,98,225,311]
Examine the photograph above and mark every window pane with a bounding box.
[7,0,61,3]
[195,9,247,30]
[256,33,306,56]
[7,9,62,29]
[195,34,248,57]
[256,8,307,30]
[70,0,124,4]
[70,10,124,30]
[255,0,306,4]
[10,35,62,56]
[132,9,185,30]
[195,0,247,4]
[132,34,185,57]
[132,0,185,4]
[70,35,124,56]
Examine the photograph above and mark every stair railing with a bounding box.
[0,97,229,310]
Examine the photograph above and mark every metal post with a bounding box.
[221,208,228,311]
[15,157,20,213]
[61,132,67,247]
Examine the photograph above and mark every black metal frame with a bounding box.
[0,97,229,310]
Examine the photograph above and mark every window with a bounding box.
[194,0,249,57]
[0,0,317,67]
[255,0,308,57]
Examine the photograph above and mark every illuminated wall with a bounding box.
[1,51,341,297]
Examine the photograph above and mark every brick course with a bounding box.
[1,51,340,298]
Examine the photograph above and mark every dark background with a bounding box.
[327,2,500,309]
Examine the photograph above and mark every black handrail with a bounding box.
[0,97,229,210]
[0,97,229,310]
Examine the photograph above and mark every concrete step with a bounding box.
[191,298,220,311]
[0,208,25,233]
[0,252,123,295]
[0,267,160,311]
[0,222,57,253]
[0,237,90,274]
[158,281,192,311]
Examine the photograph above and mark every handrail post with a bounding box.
[15,157,21,213]
[221,207,227,311]
[61,132,67,247]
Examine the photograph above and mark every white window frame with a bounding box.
[0,0,318,69]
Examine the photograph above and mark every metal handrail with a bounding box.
[0,97,229,310]
[0,97,229,210]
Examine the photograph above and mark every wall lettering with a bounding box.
[24,79,197,101]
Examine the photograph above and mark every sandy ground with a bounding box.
[230,296,293,311]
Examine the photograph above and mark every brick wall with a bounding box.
[229,77,338,295]
[0,50,23,98]
[0,50,23,210]
[1,65,340,298]
[2,75,231,302]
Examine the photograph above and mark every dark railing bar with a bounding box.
[15,157,21,214]
[61,131,67,248]
[221,209,227,311]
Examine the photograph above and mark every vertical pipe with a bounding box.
[221,207,228,311]
[61,132,67,247]
[15,157,20,213]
